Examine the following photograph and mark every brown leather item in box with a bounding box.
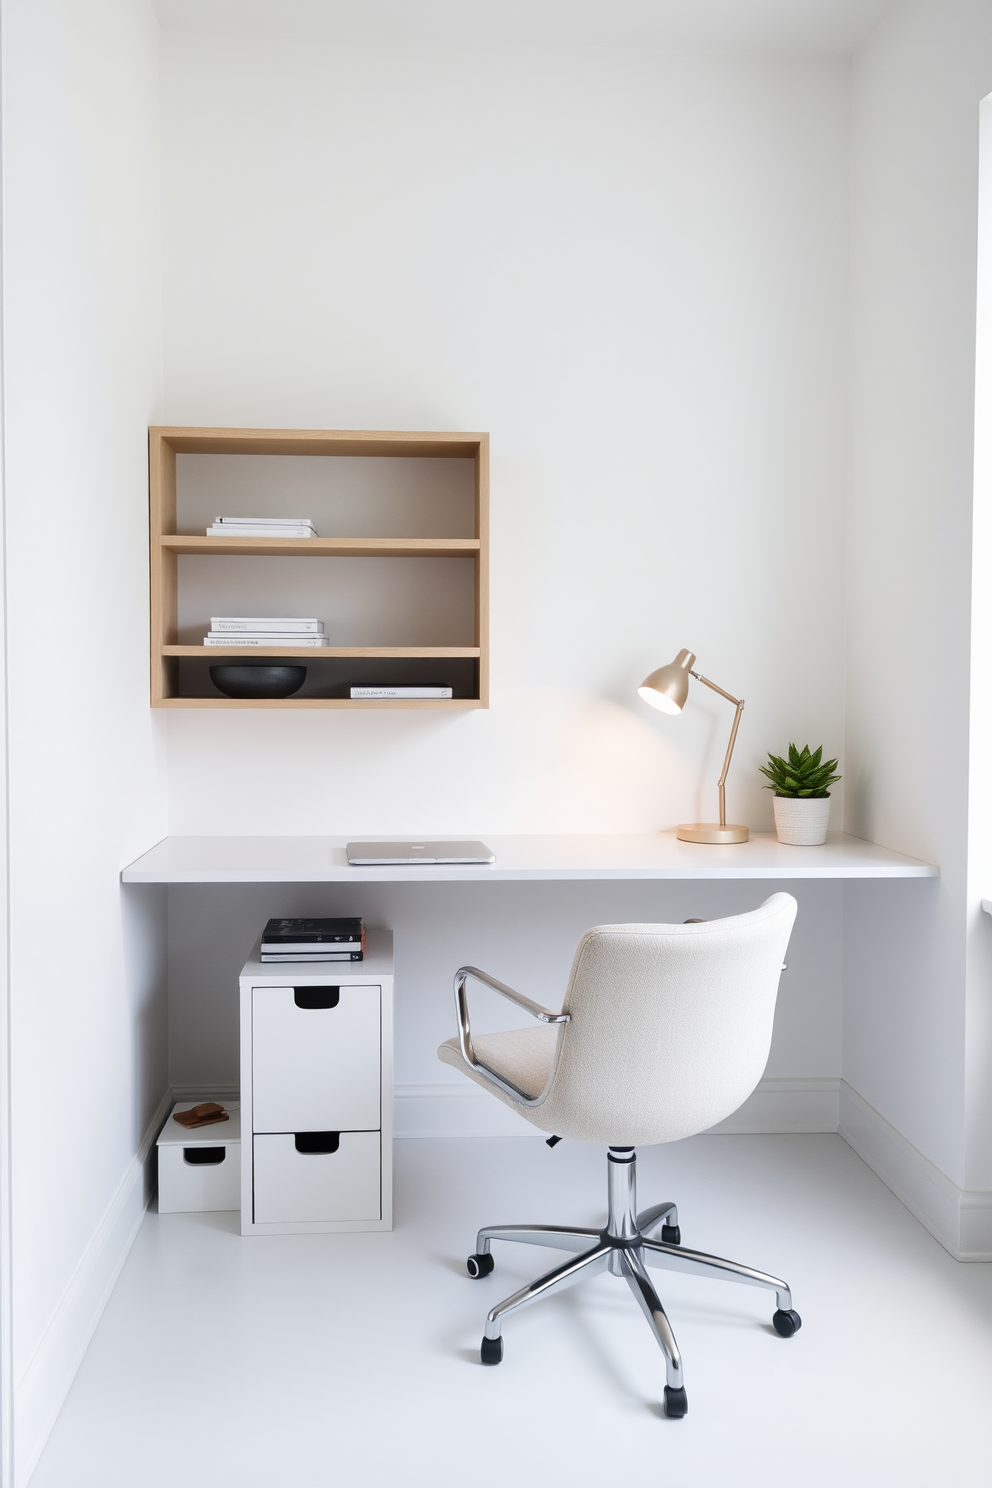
[172,1101,230,1129]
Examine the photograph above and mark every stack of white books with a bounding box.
[204,618,330,647]
[206,516,318,538]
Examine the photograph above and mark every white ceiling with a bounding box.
[152,0,901,54]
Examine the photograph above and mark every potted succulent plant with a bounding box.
[760,743,841,845]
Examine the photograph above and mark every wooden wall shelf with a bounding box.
[149,426,489,709]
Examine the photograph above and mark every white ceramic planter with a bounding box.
[772,795,831,846]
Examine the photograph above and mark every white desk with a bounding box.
[137,834,937,1145]
[122,831,937,884]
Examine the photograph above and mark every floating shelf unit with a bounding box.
[149,426,489,709]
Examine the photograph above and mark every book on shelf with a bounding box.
[350,686,453,699]
[213,516,317,528]
[260,952,363,962]
[204,634,330,647]
[209,517,318,535]
[207,524,315,538]
[210,617,324,633]
[260,918,364,962]
[262,916,364,945]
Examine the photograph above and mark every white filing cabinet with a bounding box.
[239,929,393,1235]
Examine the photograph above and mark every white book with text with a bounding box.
[350,686,453,699]
[209,618,324,632]
[207,525,315,538]
[213,516,316,528]
[204,635,329,647]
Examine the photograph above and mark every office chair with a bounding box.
[437,892,800,1417]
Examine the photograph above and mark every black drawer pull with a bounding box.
[295,1132,340,1155]
[183,1147,226,1165]
[294,987,340,1010]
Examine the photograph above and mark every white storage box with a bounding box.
[157,1102,241,1214]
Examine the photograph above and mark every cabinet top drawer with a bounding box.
[250,984,381,1135]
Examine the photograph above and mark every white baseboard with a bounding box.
[170,1084,239,1105]
[395,1078,992,1261]
[394,1076,842,1140]
[838,1082,992,1262]
[394,1083,539,1138]
[12,1087,173,1488]
[708,1077,840,1134]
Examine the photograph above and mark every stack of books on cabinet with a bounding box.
[204,618,329,647]
[260,918,365,962]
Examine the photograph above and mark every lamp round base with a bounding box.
[677,824,749,844]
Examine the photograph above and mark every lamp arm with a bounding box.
[690,670,741,709]
[690,671,745,829]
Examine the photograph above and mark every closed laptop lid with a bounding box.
[346,840,495,865]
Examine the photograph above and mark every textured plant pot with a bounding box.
[772,795,831,846]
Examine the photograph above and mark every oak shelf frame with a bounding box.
[152,696,480,711]
[149,425,490,710]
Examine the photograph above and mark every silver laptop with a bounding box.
[346,840,496,866]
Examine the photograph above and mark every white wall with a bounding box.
[167,879,842,1107]
[159,30,852,840]
[153,25,855,1189]
[0,1,167,1479]
[844,0,992,1210]
[8,0,992,1471]
[967,95,992,1198]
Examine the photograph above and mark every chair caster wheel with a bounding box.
[665,1385,688,1418]
[661,1224,681,1245]
[772,1308,801,1338]
[467,1252,495,1278]
[481,1335,503,1365]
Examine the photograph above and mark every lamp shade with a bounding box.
[638,649,696,714]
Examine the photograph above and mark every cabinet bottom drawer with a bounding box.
[253,1132,381,1224]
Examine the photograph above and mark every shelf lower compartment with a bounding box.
[158,653,481,707]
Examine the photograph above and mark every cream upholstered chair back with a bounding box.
[532,892,797,1146]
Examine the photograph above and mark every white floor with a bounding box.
[29,1134,992,1487]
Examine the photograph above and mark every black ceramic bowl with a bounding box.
[209,664,307,699]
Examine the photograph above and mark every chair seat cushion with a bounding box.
[438,1023,560,1106]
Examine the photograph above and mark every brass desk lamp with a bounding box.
[638,649,748,844]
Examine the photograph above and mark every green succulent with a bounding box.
[760,743,840,798]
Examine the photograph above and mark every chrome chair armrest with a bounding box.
[453,965,570,1107]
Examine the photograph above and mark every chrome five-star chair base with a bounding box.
[465,1146,801,1418]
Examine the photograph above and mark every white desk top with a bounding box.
[121,832,937,884]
